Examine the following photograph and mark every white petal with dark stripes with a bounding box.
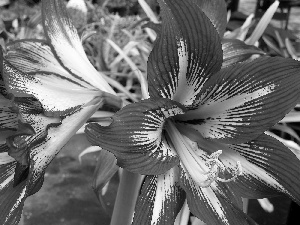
[6,40,94,89]
[132,168,185,225]
[147,0,223,108]
[197,133,300,202]
[178,57,300,144]
[3,60,104,117]
[179,164,256,225]
[42,0,115,94]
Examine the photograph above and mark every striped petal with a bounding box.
[0,160,26,225]
[156,124,254,224]
[85,98,185,175]
[7,98,60,171]
[0,59,19,144]
[147,0,222,108]
[6,40,94,89]
[2,60,119,117]
[0,96,103,225]
[0,54,18,132]
[0,95,18,132]
[27,101,102,188]
[193,0,227,37]
[222,39,265,68]
[41,0,114,94]
[179,164,256,225]
[228,134,300,203]
[198,133,300,203]
[132,168,185,225]
[178,57,300,144]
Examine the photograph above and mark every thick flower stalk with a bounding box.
[85,0,300,224]
[0,0,121,224]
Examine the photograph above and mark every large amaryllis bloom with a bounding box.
[86,0,300,224]
[0,0,121,224]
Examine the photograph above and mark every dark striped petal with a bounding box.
[147,0,222,108]
[179,164,256,225]
[222,39,265,68]
[0,53,18,133]
[6,40,94,89]
[179,57,300,144]
[198,133,300,204]
[227,134,300,203]
[0,95,18,132]
[143,0,227,38]
[193,0,227,37]
[85,98,185,175]
[132,168,185,225]
[41,0,114,94]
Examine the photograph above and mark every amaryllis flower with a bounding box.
[86,0,300,224]
[0,0,121,224]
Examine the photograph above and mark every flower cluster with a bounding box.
[0,0,300,225]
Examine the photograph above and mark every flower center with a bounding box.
[166,120,242,187]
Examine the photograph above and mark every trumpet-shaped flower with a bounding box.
[0,0,121,224]
[85,0,300,224]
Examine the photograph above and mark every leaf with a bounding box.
[245,0,279,45]
[92,150,118,197]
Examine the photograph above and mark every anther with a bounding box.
[204,150,243,185]
[217,161,243,183]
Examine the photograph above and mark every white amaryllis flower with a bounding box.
[0,0,120,224]
[85,0,300,224]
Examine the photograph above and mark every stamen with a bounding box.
[204,150,243,184]
[166,121,243,187]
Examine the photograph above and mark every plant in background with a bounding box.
[1,0,300,225]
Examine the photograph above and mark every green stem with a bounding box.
[110,170,142,225]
